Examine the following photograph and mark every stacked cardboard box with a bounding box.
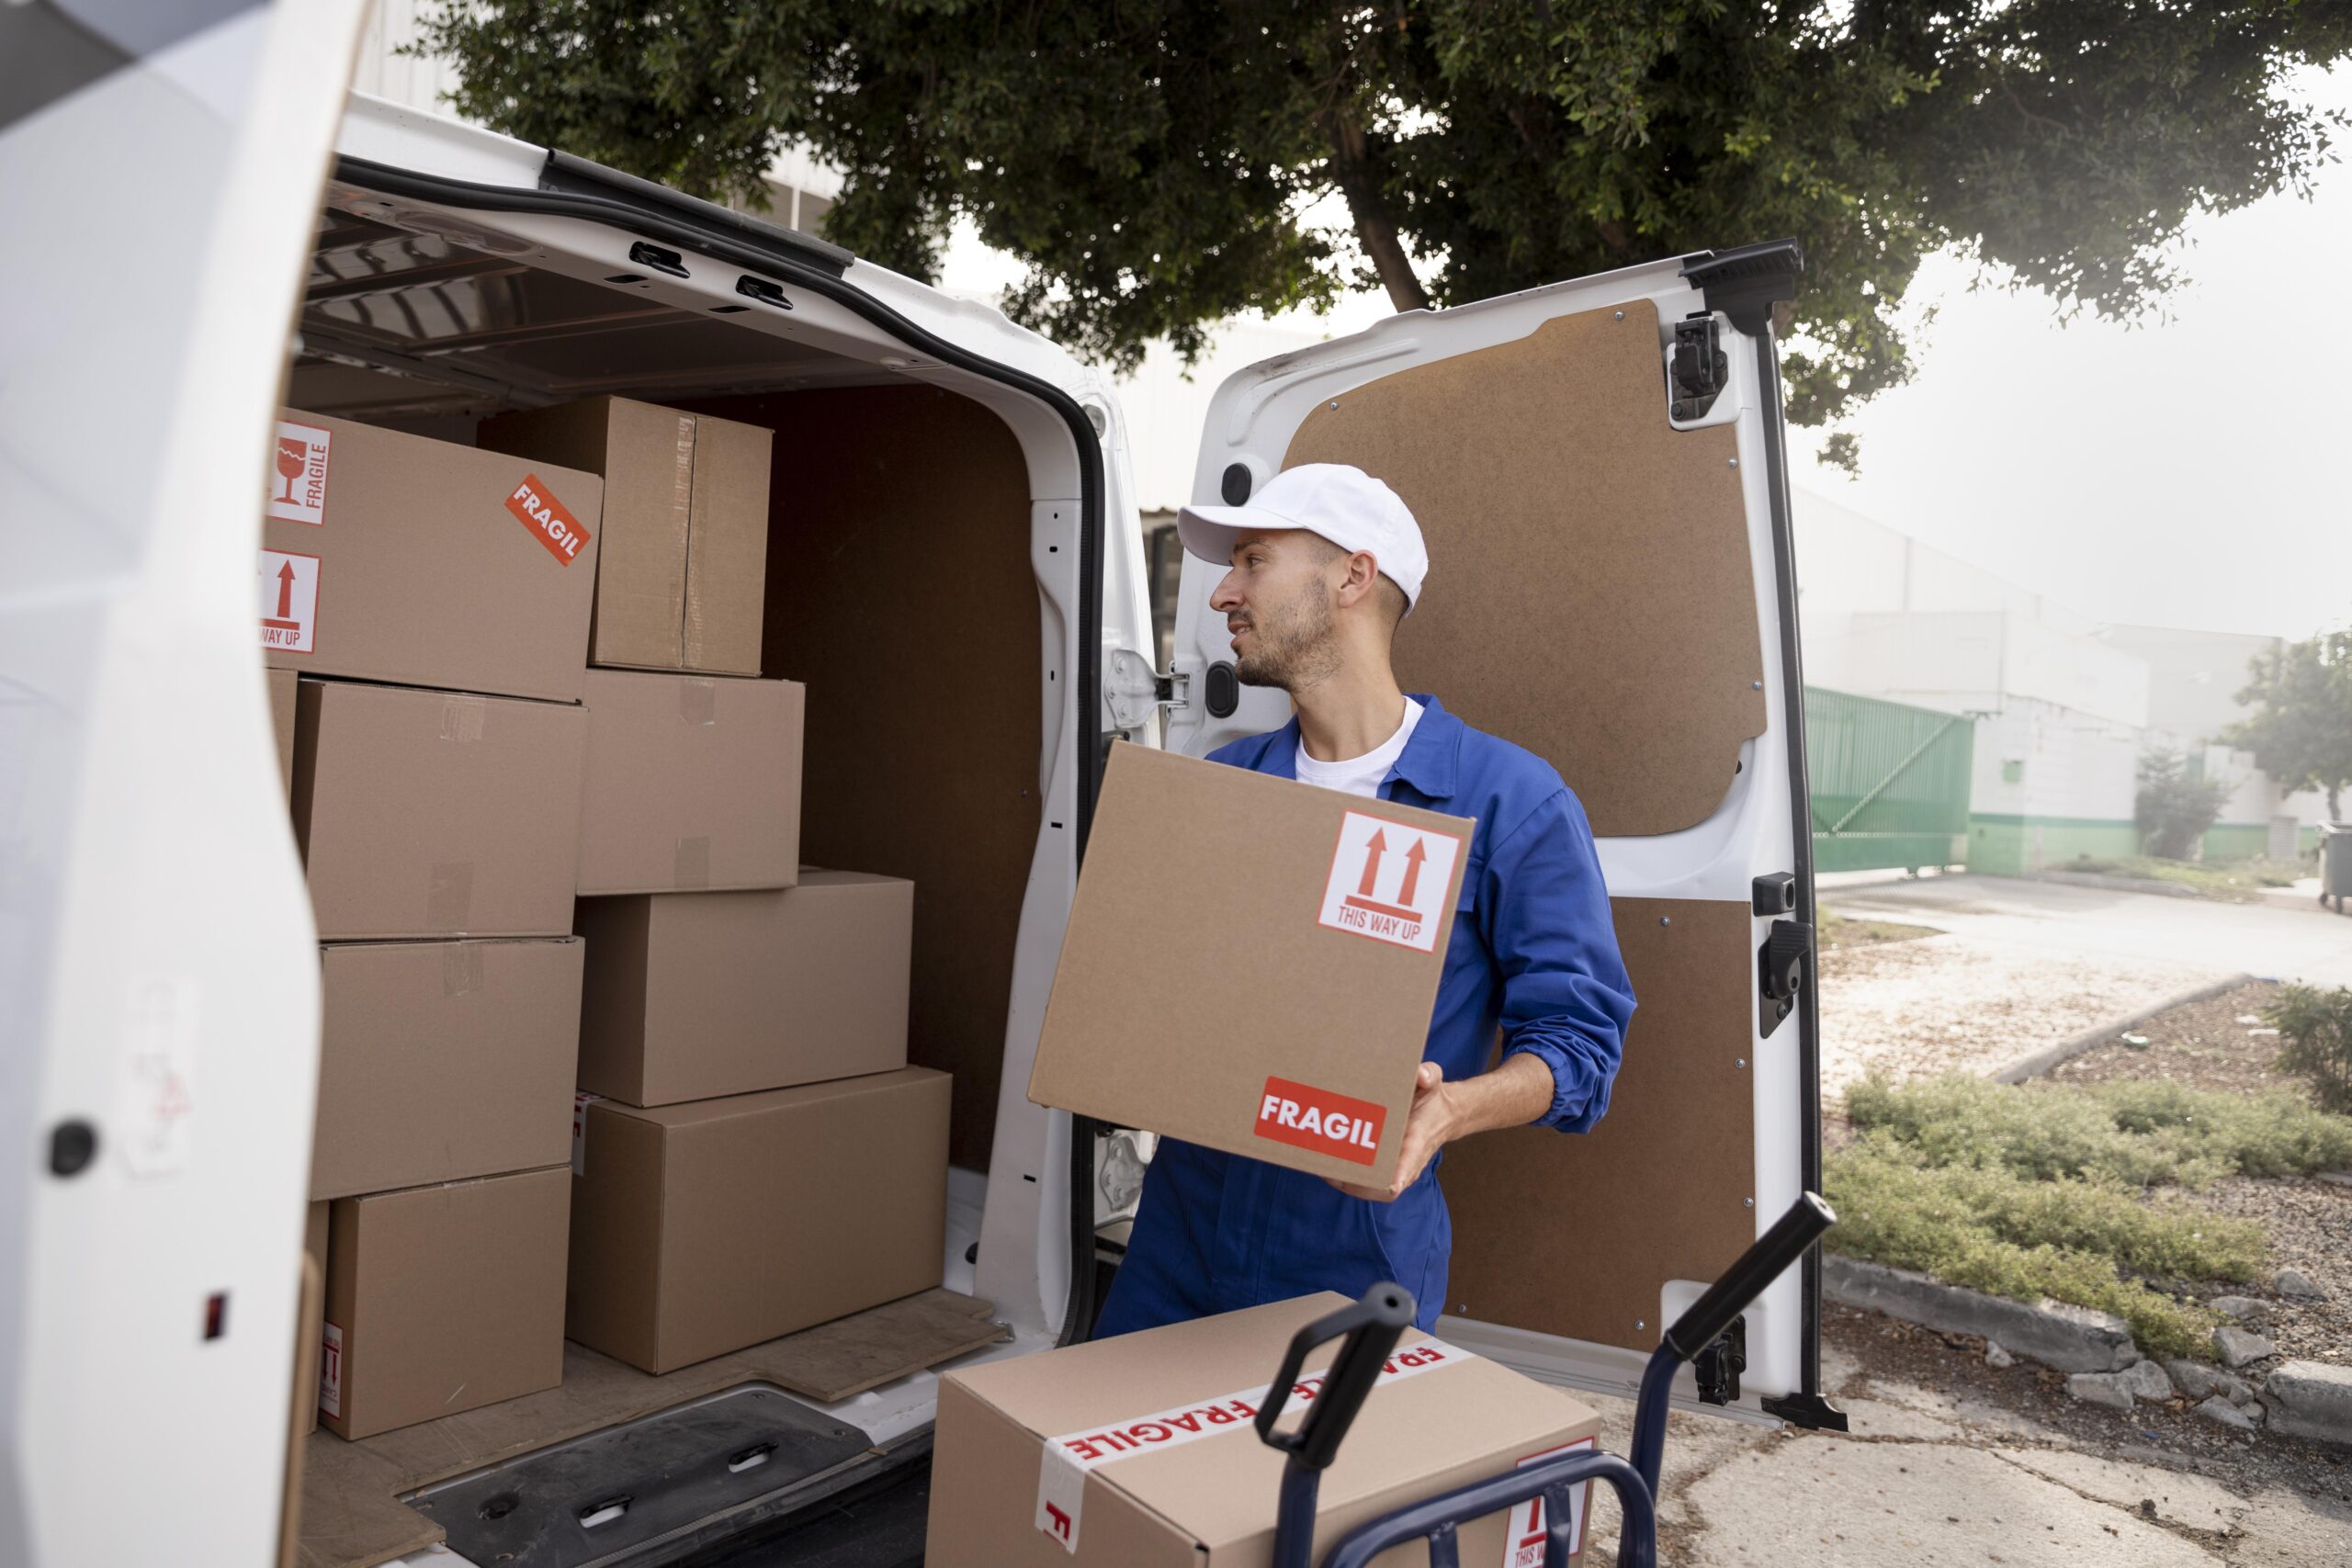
[267,410,605,1438]
[480,397,950,1377]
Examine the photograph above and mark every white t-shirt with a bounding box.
[1294,699,1426,800]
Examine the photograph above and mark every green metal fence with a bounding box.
[1805,687,1975,873]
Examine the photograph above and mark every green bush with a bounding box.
[2267,984,2352,1115]
[1830,1074,2352,1359]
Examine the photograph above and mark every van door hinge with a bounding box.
[1669,313,1728,422]
[1758,918,1811,1038]
[1693,1314,1747,1406]
[1105,649,1189,731]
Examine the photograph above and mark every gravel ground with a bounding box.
[1815,919,2233,1100]
[2053,979,2352,1372]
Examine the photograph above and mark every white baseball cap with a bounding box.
[1177,463,1428,611]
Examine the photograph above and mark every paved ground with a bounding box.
[1579,1314,2352,1565]
[1812,872,2352,1100]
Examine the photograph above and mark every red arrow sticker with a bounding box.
[1317,809,1464,952]
[257,549,321,653]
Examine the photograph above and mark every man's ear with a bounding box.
[1335,549,1383,609]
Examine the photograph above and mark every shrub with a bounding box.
[2267,984,2352,1114]
[2134,749,2231,860]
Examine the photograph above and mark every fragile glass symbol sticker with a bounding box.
[1316,810,1464,953]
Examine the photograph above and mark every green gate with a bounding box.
[1805,687,1974,873]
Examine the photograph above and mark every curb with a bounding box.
[2027,869,2208,900]
[1984,972,2256,1085]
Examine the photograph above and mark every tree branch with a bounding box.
[1328,113,1430,312]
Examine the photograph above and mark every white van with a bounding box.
[1,8,1831,1564]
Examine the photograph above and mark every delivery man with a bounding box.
[1093,463,1636,1336]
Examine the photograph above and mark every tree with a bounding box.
[2226,630,2352,820]
[413,3,2352,457]
[2133,747,2231,861]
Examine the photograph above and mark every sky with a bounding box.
[944,67,2352,644]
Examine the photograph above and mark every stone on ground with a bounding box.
[2165,1359,2251,1404]
[2261,1359,2352,1445]
[2214,1325,2278,1368]
[2196,1394,2258,1431]
[1826,1256,2140,1372]
[2208,1294,2265,1320]
[2067,1371,2136,1410]
[2113,1359,2176,1401]
[2274,1267,2325,1300]
[1986,1339,2015,1368]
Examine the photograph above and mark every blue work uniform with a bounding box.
[1094,695,1635,1336]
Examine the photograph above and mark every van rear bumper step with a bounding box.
[413,1384,891,1567]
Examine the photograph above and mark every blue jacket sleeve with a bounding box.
[1481,787,1635,1132]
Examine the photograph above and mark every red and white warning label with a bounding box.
[258,549,320,653]
[1253,1074,1385,1166]
[1500,1437,1598,1564]
[1034,1337,1473,1553]
[505,474,592,565]
[318,1322,345,1418]
[1317,810,1464,953]
[268,419,331,525]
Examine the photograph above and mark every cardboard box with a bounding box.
[1029,746,1474,1187]
[476,397,770,674]
[318,1166,570,1440]
[266,666,299,798]
[291,679,589,941]
[577,669,804,894]
[566,1066,948,1373]
[261,410,603,704]
[311,938,583,1200]
[929,1292,1604,1566]
[574,871,910,1105]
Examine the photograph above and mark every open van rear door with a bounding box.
[1,6,369,1563]
[1162,245,1840,1427]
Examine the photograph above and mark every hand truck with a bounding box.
[1256,1192,1836,1568]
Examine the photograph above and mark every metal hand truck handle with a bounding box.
[1272,1194,1836,1568]
[1254,1282,1417,1568]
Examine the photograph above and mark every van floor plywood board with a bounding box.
[298,1290,1004,1568]
[1439,897,1757,1349]
[1028,744,1473,1187]
[703,384,1038,1172]
[1281,302,1767,838]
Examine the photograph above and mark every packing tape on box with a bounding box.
[1033,1337,1473,1554]
[441,942,485,997]
[438,694,487,742]
[674,836,711,889]
[678,677,718,726]
[672,414,697,665]
[426,862,474,931]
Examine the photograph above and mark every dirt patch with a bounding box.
[1819,904,1939,952]
[2052,980,2299,1099]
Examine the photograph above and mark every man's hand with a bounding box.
[1329,1061,1455,1202]
[1327,1051,1557,1202]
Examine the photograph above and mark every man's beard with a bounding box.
[1233,581,1340,693]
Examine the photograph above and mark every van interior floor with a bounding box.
[298,1290,1002,1568]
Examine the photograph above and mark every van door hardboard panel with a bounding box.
[700,384,1038,1171]
[1280,302,1766,838]
[1439,897,1756,1349]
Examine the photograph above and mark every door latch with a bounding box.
[1105,648,1188,731]
[1758,919,1810,1037]
[1669,313,1728,421]
[1693,1314,1747,1406]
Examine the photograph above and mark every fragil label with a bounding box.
[1501,1437,1598,1564]
[1253,1074,1385,1167]
[1317,809,1464,953]
[1034,1337,1472,1553]
[504,475,592,565]
[258,549,321,653]
[268,419,331,525]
